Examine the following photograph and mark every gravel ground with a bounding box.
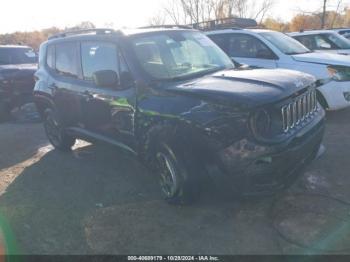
[0,108,350,255]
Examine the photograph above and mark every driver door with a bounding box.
[78,41,136,147]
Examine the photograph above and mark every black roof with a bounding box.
[47,27,196,41]
[191,18,258,31]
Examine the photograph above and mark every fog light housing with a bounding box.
[344,92,350,102]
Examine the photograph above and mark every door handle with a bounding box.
[48,83,58,90]
[83,91,94,102]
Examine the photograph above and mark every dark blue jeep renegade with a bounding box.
[34,28,325,204]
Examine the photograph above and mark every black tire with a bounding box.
[0,101,11,122]
[43,108,76,151]
[154,141,200,205]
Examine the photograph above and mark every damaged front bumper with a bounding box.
[209,111,326,196]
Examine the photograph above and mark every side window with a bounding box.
[294,36,316,50]
[208,34,229,54]
[314,35,333,49]
[55,42,78,77]
[228,34,276,59]
[81,42,119,81]
[46,45,55,69]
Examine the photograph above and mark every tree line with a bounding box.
[0,21,95,50]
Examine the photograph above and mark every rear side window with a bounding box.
[294,36,316,50]
[55,42,78,78]
[81,42,119,81]
[46,45,55,69]
[210,33,276,59]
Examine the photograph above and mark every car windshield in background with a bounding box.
[0,48,37,65]
[318,33,350,49]
[131,31,234,80]
[259,31,311,55]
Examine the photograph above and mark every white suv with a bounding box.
[331,28,350,40]
[289,30,350,55]
[207,29,350,110]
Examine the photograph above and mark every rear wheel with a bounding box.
[43,108,76,151]
[154,141,200,205]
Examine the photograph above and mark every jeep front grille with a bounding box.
[281,89,318,133]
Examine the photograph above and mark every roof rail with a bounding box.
[138,25,193,30]
[48,28,119,40]
[191,17,258,31]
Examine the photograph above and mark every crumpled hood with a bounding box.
[167,68,315,109]
[0,63,37,77]
[0,63,37,91]
[0,63,37,81]
[0,63,37,71]
[292,52,350,66]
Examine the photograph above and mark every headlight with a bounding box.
[250,109,272,139]
[327,65,350,81]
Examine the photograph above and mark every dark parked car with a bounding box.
[34,28,325,204]
[0,45,37,120]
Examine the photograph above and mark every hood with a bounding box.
[0,63,37,91]
[314,49,350,55]
[335,49,350,56]
[0,63,37,72]
[167,69,315,109]
[292,52,350,66]
[0,63,37,80]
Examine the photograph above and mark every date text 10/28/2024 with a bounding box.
[128,256,220,261]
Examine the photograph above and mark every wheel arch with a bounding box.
[34,94,55,119]
[137,118,207,164]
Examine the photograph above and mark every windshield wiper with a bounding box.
[286,50,313,55]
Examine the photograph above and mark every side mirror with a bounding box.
[92,70,119,88]
[231,58,243,68]
[320,42,331,49]
[256,49,275,59]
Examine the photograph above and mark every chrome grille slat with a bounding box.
[281,89,318,133]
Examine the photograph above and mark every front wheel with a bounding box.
[154,142,200,205]
[43,108,76,151]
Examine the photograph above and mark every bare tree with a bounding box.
[148,11,167,26]
[162,0,189,25]
[321,0,328,28]
[253,0,275,24]
[296,0,344,29]
[330,0,343,27]
[149,0,275,26]
[227,0,275,24]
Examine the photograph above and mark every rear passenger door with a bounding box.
[47,42,82,127]
[78,41,136,147]
[210,33,278,69]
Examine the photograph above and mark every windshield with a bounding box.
[259,31,311,55]
[0,48,37,65]
[131,31,234,80]
[318,33,350,49]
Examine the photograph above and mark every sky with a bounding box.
[0,0,349,34]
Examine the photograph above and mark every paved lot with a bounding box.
[0,108,350,255]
